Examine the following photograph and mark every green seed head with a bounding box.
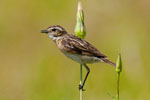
[75,1,86,39]
[116,53,122,73]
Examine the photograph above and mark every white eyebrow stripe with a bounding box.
[49,27,63,31]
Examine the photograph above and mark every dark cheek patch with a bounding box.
[53,32,62,37]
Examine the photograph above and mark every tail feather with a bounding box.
[102,58,116,67]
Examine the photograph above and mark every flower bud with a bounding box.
[75,1,86,39]
[116,53,122,73]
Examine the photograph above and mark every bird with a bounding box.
[41,25,116,90]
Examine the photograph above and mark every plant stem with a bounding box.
[116,72,120,100]
[116,53,122,100]
[80,64,83,100]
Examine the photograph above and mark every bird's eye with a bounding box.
[52,29,56,32]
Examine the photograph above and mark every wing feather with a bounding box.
[62,34,107,58]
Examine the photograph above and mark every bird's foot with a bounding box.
[79,84,85,91]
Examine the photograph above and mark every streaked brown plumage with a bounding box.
[41,25,116,90]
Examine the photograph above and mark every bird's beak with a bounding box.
[40,29,48,34]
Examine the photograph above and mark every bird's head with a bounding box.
[41,25,67,40]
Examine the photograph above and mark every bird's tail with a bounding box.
[102,58,116,67]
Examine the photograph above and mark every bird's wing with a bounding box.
[62,34,107,58]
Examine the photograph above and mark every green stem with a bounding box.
[116,72,120,100]
[80,64,83,100]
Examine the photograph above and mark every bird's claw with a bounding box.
[79,84,85,91]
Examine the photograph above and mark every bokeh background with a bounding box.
[0,0,150,100]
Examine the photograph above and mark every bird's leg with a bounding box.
[79,64,90,91]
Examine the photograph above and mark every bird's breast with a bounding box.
[56,38,66,51]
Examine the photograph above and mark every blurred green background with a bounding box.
[0,0,150,100]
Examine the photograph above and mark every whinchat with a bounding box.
[41,25,116,90]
